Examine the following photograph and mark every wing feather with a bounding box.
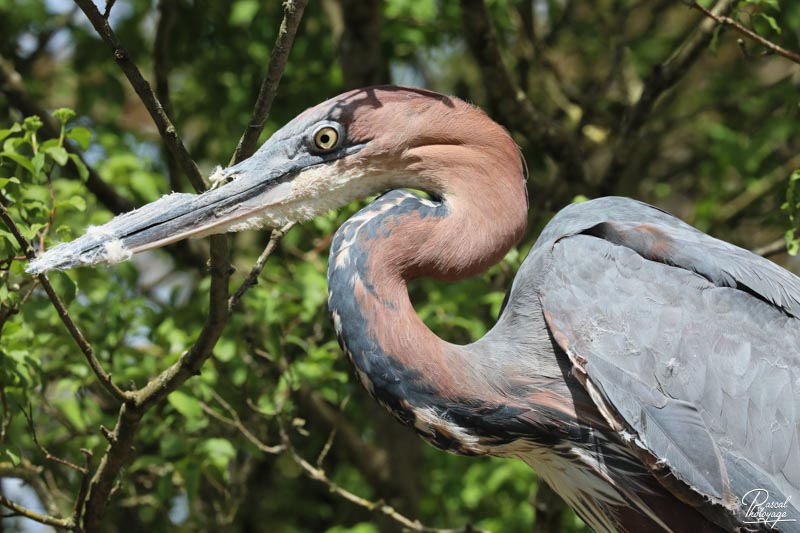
[529,199,800,527]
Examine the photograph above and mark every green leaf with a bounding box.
[745,0,780,9]
[168,390,203,420]
[50,271,77,305]
[55,195,87,212]
[786,229,799,256]
[60,397,87,432]
[45,146,69,166]
[68,153,89,180]
[32,152,45,177]
[230,0,259,25]
[201,438,236,475]
[759,13,782,34]
[39,138,58,151]
[1,152,34,174]
[67,127,92,150]
[214,339,237,362]
[0,177,20,188]
[21,223,45,241]
[0,123,22,144]
[4,449,20,466]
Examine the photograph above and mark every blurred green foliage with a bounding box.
[0,0,799,532]
[784,170,800,255]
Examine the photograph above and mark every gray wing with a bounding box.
[532,198,800,527]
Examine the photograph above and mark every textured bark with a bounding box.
[336,0,389,89]
[531,482,566,533]
[601,0,736,190]
[459,0,586,186]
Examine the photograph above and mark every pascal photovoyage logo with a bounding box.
[741,489,796,529]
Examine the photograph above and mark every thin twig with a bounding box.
[688,1,800,65]
[602,0,735,190]
[316,427,338,469]
[199,391,284,455]
[72,449,93,523]
[714,154,800,224]
[0,460,63,518]
[753,238,787,258]
[52,2,306,528]
[103,0,116,19]
[72,0,206,193]
[0,494,73,529]
[154,0,182,193]
[230,0,309,165]
[316,395,348,468]
[459,0,586,185]
[38,169,57,253]
[277,419,489,533]
[23,405,87,474]
[0,205,130,403]
[228,222,295,312]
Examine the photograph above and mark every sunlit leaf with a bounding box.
[67,127,92,150]
[168,390,203,420]
[0,177,20,188]
[1,152,34,174]
[67,153,89,180]
[50,271,77,305]
[45,146,69,166]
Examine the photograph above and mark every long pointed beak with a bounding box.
[26,155,298,275]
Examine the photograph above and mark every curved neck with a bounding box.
[327,150,534,452]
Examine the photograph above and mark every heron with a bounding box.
[27,86,800,532]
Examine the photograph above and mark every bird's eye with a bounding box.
[314,126,339,151]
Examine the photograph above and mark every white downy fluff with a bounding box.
[103,239,133,263]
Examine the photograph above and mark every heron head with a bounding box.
[27,85,519,274]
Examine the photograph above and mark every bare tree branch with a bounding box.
[0,460,63,519]
[459,0,586,185]
[81,402,141,530]
[72,0,207,193]
[688,1,800,65]
[153,0,183,193]
[714,154,800,224]
[272,413,491,533]
[602,0,735,190]
[335,0,388,90]
[230,0,308,165]
[71,2,307,527]
[103,0,117,20]
[200,391,284,455]
[531,482,566,533]
[0,494,73,529]
[753,238,787,259]
[294,389,396,493]
[228,223,295,312]
[71,450,93,525]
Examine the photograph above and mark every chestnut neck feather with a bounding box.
[327,127,536,441]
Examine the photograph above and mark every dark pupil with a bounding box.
[320,133,330,145]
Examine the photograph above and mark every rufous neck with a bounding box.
[327,138,527,422]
